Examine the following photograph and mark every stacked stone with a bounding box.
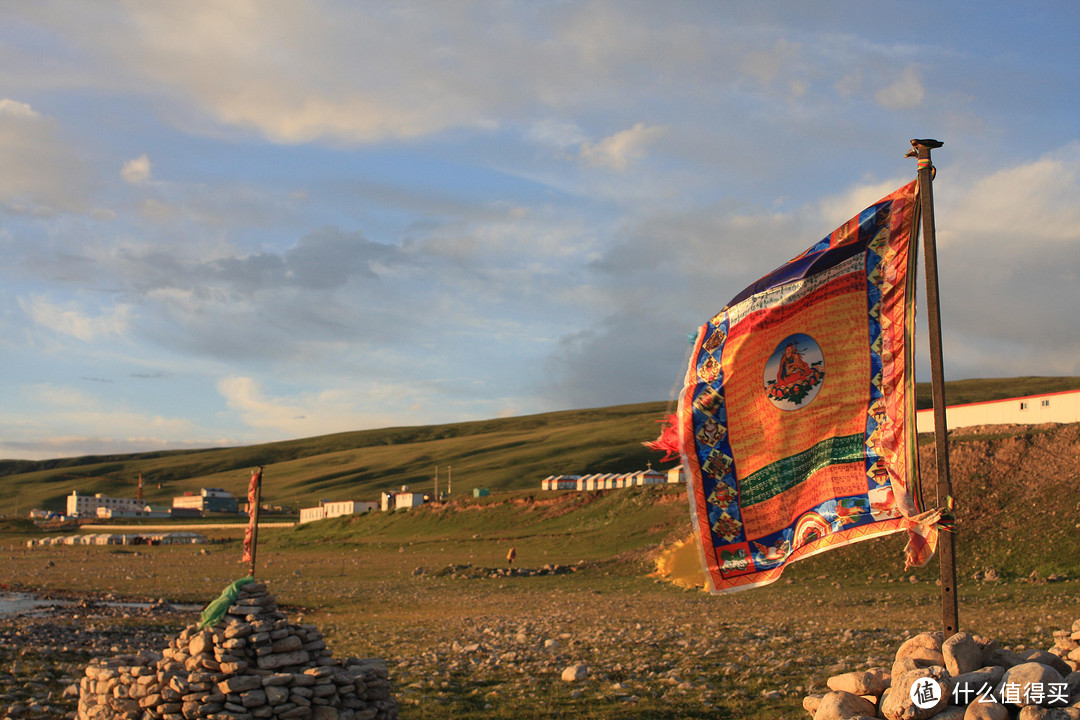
[804,621,1080,720]
[1049,619,1080,673]
[77,582,397,720]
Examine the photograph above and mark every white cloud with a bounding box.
[19,296,132,341]
[529,118,587,150]
[0,98,40,118]
[0,383,226,460]
[942,144,1080,246]
[121,153,153,183]
[0,98,92,214]
[817,177,914,228]
[579,122,667,170]
[875,66,924,109]
[217,375,416,438]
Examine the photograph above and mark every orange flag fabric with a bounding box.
[668,180,937,593]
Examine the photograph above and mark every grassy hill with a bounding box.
[2,376,1078,518]
[0,402,674,516]
[1,417,1077,611]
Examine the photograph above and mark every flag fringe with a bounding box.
[643,414,681,462]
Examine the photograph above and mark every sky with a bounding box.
[2,2,1078,461]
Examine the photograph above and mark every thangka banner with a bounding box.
[673,180,938,594]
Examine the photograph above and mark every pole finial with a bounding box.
[905,138,943,157]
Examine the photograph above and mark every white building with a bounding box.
[67,491,144,518]
[666,466,685,485]
[394,492,426,509]
[546,468,671,492]
[915,389,1080,434]
[299,500,378,524]
[172,488,238,513]
[95,506,169,519]
[380,489,429,511]
[540,475,580,491]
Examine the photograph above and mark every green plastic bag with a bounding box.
[198,576,255,630]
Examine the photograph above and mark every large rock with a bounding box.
[952,666,1007,705]
[882,667,951,720]
[256,649,310,670]
[219,675,263,694]
[1021,649,1073,678]
[561,663,588,682]
[1017,707,1080,720]
[828,668,891,697]
[944,633,984,677]
[812,691,877,720]
[894,633,947,681]
[995,663,1066,708]
[896,633,944,659]
[928,708,965,720]
[984,647,1025,670]
[963,701,1010,720]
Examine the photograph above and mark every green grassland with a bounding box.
[3,376,1079,519]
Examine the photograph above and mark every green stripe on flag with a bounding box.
[739,434,864,507]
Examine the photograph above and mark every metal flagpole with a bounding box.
[908,139,959,635]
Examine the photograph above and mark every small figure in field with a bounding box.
[506,546,516,565]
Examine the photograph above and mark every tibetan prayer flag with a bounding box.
[241,467,262,565]
[668,180,938,594]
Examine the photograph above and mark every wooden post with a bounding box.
[910,139,959,635]
[244,466,264,578]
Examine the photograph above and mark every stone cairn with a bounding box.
[77,582,398,720]
[803,617,1080,720]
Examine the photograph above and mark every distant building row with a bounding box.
[299,500,378,524]
[297,488,433,524]
[27,531,207,548]
[65,487,238,519]
[540,467,681,491]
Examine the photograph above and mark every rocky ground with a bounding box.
[0,599,197,720]
[3,574,1079,720]
[2,422,1077,720]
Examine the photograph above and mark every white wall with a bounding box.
[916,390,1080,433]
[299,506,326,524]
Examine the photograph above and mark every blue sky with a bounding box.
[2,1,1078,460]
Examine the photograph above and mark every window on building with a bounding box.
[1041,399,1050,407]
[1019,402,1028,410]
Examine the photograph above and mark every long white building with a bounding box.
[915,389,1080,434]
[541,467,673,491]
[299,500,378,524]
[66,491,145,518]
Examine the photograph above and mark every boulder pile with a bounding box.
[804,617,1080,720]
[76,581,397,720]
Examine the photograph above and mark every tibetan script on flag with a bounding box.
[669,180,937,593]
